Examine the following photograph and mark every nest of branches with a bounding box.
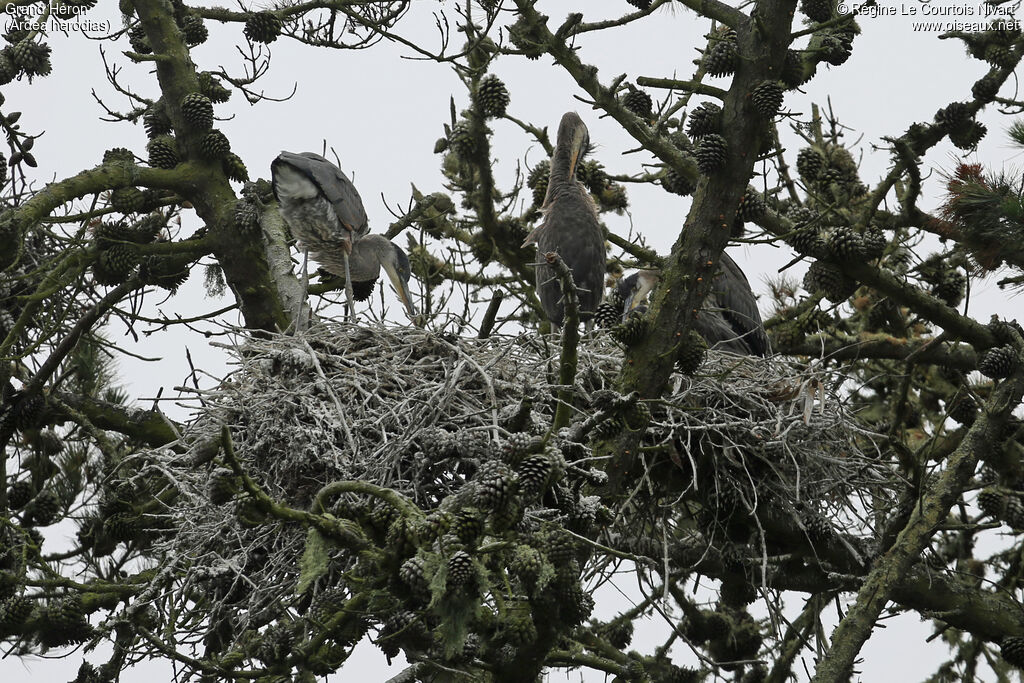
[105,323,890,678]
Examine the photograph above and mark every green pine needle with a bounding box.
[1008,120,1024,149]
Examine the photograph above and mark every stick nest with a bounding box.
[128,322,889,660]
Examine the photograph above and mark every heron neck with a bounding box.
[347,244,383,281]
[548,147,577,187]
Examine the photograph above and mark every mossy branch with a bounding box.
[545,252,581,431]
[606,231,664,268]
[771,333,979,370]
[546,650,625,677]
[766,594,830,683]
[636,76,728,99]
[312,479,423,520]
[55,392,180,447]
[758,211,995,349]
[383,190,453,240]
[809,356,1024,682]
[219,425,371,550]
[12,162,192,228]
[509,0,700,187]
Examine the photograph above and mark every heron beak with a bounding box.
[521,225,540,248]
[622,290,642,322]
[569,128,587,179]
[382,260,418,321]
[622,271,659,321]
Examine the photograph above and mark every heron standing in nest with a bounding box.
[617,256,769,356]
[523,112,606,330]
[271,151,417,322]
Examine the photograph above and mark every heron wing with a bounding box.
[695,311,761,354]
[713,253,770,356]
[276,152,370,238]
[521,223,545,247]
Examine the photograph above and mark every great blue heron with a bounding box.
[618,256,769,356]
[523,112,606,329]
[271,151,417,320]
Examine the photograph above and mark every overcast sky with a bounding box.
[3,0,1021,680]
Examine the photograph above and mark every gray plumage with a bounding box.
[345,234,417,318]
[618,256,769,356]
[271,151,417,319]
[271,151,369,274]
[523,112,606,328]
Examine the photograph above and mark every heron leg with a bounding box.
[343,249,355,321]
[296,248,310,332]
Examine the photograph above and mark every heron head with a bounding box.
[381,241,419,321]
[556,112,591,180]
[620,269,661,321]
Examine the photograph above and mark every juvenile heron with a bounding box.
[271,151,417,320]
[523,112,606,329]
[618,255,769,356]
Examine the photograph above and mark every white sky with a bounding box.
[3,0,1022,680]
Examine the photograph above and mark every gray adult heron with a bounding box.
[618,256,769,356]
[271,151,417,320]
[522,112,606,329]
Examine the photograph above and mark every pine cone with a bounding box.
[796,147,824,182]
[517,454,552,500]
[750,80,784,117]
[803,260,856,302]
[686,102,722,138]
[143,104,172,139]
[103,147,135,165]
[593,300,622,328]
[449,121,476,158]
[222,153,249,182]
[736,192,765,221]
[611,315,649,345]
[6,480,33,510]
[978,345,1017,379]
[181,93,214,131]
[1001,635,1024,668]
[244,11,283,44]
[399,555,428,593]
[695,134,728,174]
[110,187,147,214]
[825,227,865,260]
[477,75,510,118]
[26,489,60,526]
[972,74,1000,102]
[446,550,474,587]
[622,88,653,118]
[147,136,179,169]
[662,167,697,196]
[675,330,708,374]
[95,243,139,284]
[781,49,807,89]
[934,102,971,131]
[198,72,232,103]
[9,40,50,76]
[704,40,738,77]
[180,14,208,47]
